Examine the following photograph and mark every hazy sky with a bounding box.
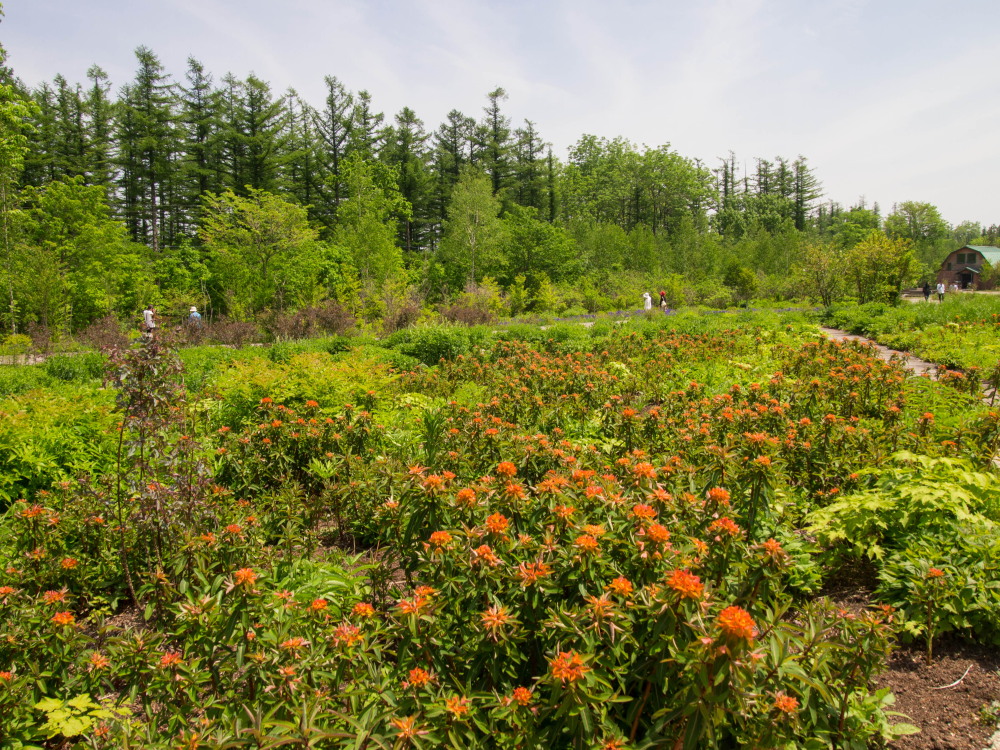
[3,0,998,226]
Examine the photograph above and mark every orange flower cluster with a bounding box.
[234,568,258,587]
[549,650,590,684]
[485,513,510,535]
[717,606,756,641]
[667,569,704,600]
[516,561,552,586]
[51,611,75,626]
[606,576,634,597]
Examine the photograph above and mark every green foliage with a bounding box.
[201,188,325,317]
[385,323,482,366]
[209,349,399,425]
[843,231,915,304]
[807,451,1000,561]
[34,694,129,740]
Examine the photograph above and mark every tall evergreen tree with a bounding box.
[383,106,430,253]
[346,89,383,160]
[177,57,223,233]
[84,65,115,197]
[512,119,546,214]
[478,87,512,196]
[312,75,353,228]
[116,46,178,251]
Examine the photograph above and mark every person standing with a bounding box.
[188,306,202,326]
[936,282,945,302]
[922,281,930,302]
[642,292,652,311]
[143,304,156,339]
[659,290,667,308]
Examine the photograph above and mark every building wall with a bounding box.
[935,248,981,289]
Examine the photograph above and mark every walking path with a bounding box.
[820,326,999,408]
[819,327,940,378]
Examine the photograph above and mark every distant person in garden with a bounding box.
[642,292,652,311]
[936,282,945,302]
[659,290,667,308]
[922,281,930,301]
[188,306,202,326]
[142,304,156,338]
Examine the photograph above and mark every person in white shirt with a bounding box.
[143,305,156,338]
[642,292,652,311]
[935,282,945,302]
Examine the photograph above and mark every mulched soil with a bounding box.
[877,636,1000,750]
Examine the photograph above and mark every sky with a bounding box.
[2,0,998,227]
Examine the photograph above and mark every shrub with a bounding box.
[43,353,106,383]
[205,318,261,347]
[386,324,473,366]
[77,315,129,352]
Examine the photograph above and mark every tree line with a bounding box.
[1,31,997,336]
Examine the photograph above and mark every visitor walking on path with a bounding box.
[922,282,930,302]
[936,282,945,302]
[142,305,157,339]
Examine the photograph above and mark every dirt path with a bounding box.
[819,327,941,378]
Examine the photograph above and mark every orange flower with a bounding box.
[422,474,445,492]
[666,569,704,600]
[632,462,656,479]
[60,557,78,570]
[717,605,756,641]
[708,517,742,538]
[159,650,183,668]
[280,636,307,651]
[406,667,432,688]
[574,534,599,553]
[234,568,258,587]
[42,590,67,604]
[332,623,362,647]
[496,461,517,477]
[0,585,14,598]
[927,568,945,578]
[445,695,470,718]
[88,652,110,671]
[516,561,552,586]
[0,671,12,681]
[706,487,731,505]
[631,503,657,521]
[352,602,376,618]
[224,524,243,535]
[473,544,501,567]
[773,691,799,717]
[390,716,426,740]
[277,665,296,678]
[606,576,634,597]
[51,611,74,627]
[760,538,785,561]
[549,650,590,684]
[553,504,576,520]
[511,686,533,706]
[645,523,670,544]
[485,513,509,535]
[428,531,453,547]
[581,524,605,537]
[455,488,477,507]
[480,605,513,637]
[310,598,328,612]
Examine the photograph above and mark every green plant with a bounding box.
[34,694,130,741]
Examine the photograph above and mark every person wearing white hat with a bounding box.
[188,306,202,326]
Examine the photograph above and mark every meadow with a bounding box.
[1,308,998,748]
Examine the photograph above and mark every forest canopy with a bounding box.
[0,35,996,335]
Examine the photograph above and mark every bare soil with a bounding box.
[877,637,1000,750]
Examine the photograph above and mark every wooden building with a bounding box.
[935,245,1000,289]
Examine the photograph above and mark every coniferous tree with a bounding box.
[346,89,383,160]
[84,65,116,197]
[513,119,546,215]
[383,106,431,253]
[116,46,178,251]
[312,75,353,228]
[177,57,223,233]
[478,87,512,196]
